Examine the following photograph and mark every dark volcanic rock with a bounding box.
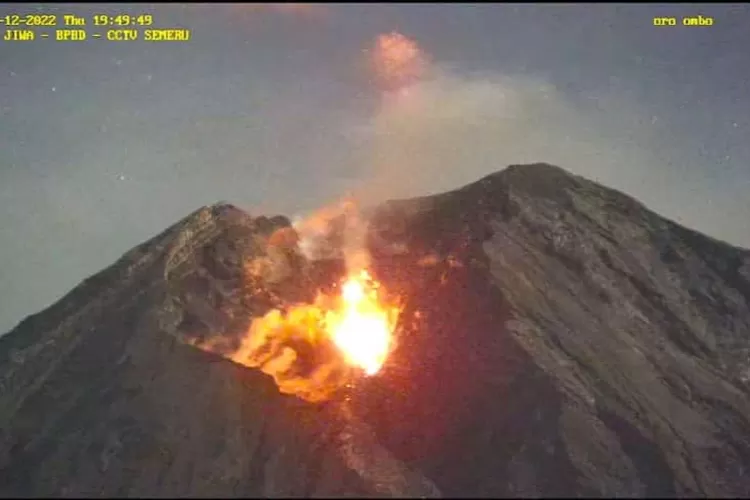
[2,164,750,497]
[0,204,436,498]
[360,163,750,497]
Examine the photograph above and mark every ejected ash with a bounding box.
[370,31,429,93]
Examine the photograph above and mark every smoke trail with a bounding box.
[292,196,372,275]
[340,30,668,225]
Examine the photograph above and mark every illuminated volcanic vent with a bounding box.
[228,204,401,403]
[328,269,395,376]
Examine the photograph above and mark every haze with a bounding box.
[1,3,749,334]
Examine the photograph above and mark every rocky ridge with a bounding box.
[1,163,749,497]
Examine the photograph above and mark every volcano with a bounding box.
[1,163,749,497]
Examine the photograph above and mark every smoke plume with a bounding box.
[292,196,372,275]
[187,31,671,406]
[370,31,430,93]
[213,203,394,403]
[343,31,669,221]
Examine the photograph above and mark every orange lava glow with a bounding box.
[229,266,400,402]
[328,270,396,375]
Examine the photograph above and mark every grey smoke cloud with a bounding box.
[1,12,747,337]
[294,49,746,279]
[292,62,669,272]
[342,64,664,212]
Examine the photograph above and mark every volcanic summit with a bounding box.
[1,163,749,497]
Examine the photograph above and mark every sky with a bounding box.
[1,3,749,334]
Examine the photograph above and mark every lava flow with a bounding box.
[229,266,400,403]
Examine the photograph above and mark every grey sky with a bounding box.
[1,3,749,333]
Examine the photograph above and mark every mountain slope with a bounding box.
[1,163,749,497]
[359,163,750,497]
[0,205,437,497]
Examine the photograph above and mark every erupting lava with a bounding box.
[329,270,395,375]
[229,264,400,403]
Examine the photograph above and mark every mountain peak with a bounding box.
[2,165,750,497]
[502,161,574,178]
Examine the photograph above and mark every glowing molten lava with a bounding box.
[328,270,396,376]
[229,264,399,402]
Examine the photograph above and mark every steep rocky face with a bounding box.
[0,205,436,497]
[1,163,749,497]
[358,163,750,497]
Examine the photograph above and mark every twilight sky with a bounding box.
[1,3,749,333]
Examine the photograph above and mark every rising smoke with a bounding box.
[201,200,393,404]
[292,196,372,275]
[341,31,669,222]
[232,31,673,405]
[167,32,675,406]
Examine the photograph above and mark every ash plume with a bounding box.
[292,196,372,275]
[341,31,670,225]
[369,31,430,93]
